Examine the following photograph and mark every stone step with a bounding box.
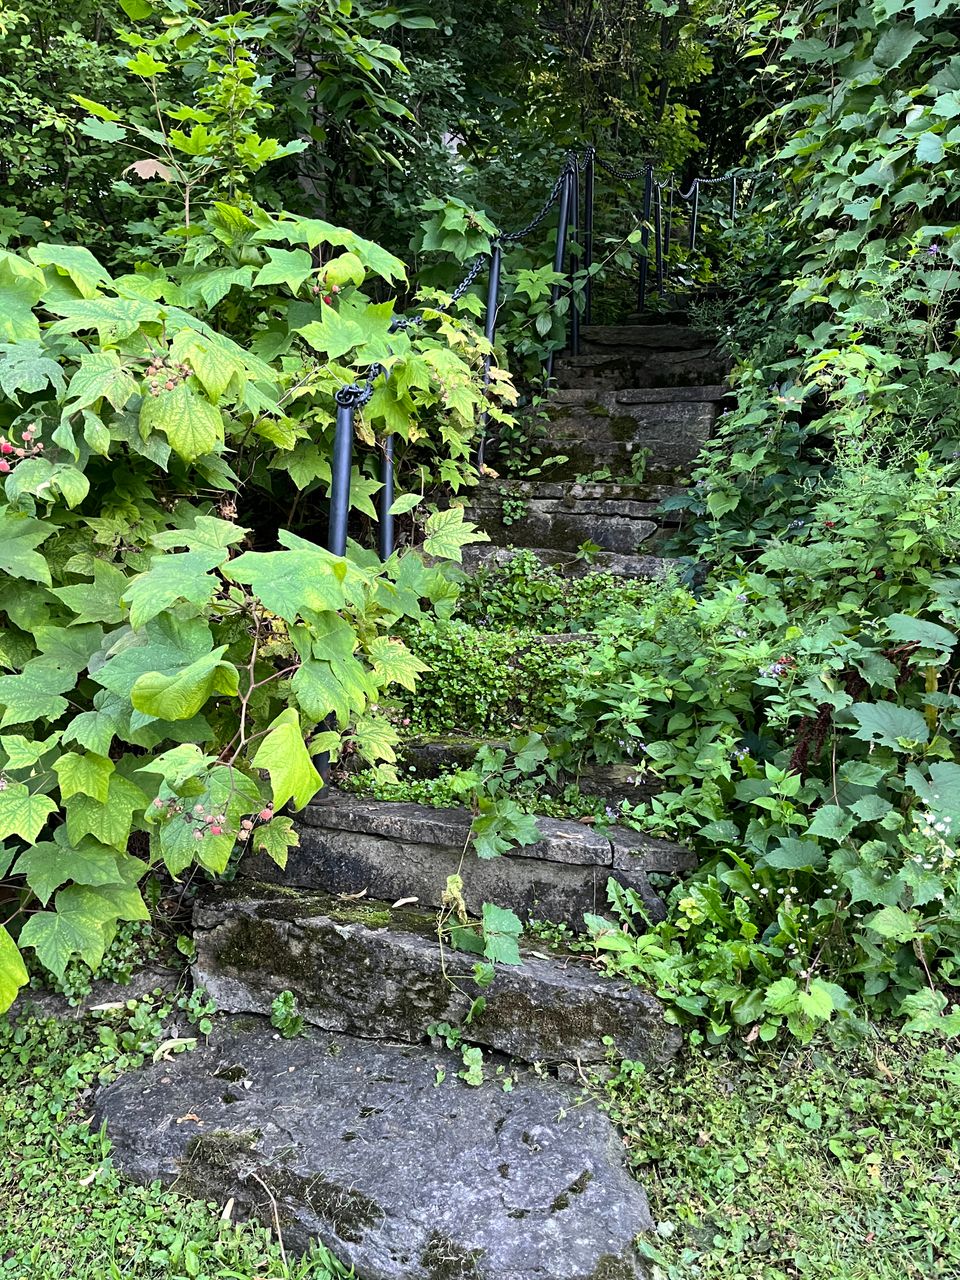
[242,794,692,929]
[192,883,679,1068]
[460,542,687,581]
[555,347,726,390]
[392,736,665,808]
[466,479,684,554]
[579,323,712,352]
[96,1016,655,1280]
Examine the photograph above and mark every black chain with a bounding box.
[594,153,654,183]
[500,152,577,242]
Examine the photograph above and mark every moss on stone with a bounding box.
[420,1231,485,1280]
[266,1167,384,1244]
[550,1168,594,1212]
[582,1251,639,1280]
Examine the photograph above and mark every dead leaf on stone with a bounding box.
[391,896,418,909]
[339,888,367,901]
[175,1112,203,1125]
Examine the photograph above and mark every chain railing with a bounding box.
[326,146,761,559]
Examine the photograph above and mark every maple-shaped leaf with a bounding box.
[130,646,239,721]
[140,383,224,461]
[122,547,225,630]
[422,506,489,563]
[252,708,324,811]
[252,815,300,869]
[0,925,28,1013]
[366,635,429,692]
[0,507,55,585]
[0,784,58,843]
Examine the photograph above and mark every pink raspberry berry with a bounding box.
[0,442,11,455]
[0,461,10,474]
[209,825,224,835]
[258,808,274,823]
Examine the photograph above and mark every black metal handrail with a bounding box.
[326,147,760,559]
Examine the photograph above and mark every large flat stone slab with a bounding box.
[243,795,692,928]
[192,885,680,1067]
[95,1018,654,1280]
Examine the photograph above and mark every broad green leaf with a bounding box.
[122,547,225,629]
[18,908,105,980]
[252,708,323,811]
[252,815,300,869]
[254,248,315,293]
[155,764,260,876]
[71,95,122,122]
[797,978,837,1022]
[366,635,429,691]
[78,117,127,143]
[423,506,489,563]
[0,341,66,403]
[885,613,956,651]
[806,805,855,842]
[13,831,128,906]
[224,545,350,622]
[0,507,55,584]
[0,254,44,342]
[52,561,129,625]
[850,702,929,750]
[28,243,110,299]
[0,926,28,1012]
[0,732,61,770]
[136,743,216,787]
[255,215,406,283]
[916,131,945,164]
[388,492,424,516]
[0,662,74,728]
[296,308,366,360]
[867,905,921,943]
[64,774,148,851]
[139,383,224,461]
[46,295,163,341]
[64,350,137,414]
[324,252,366,287]
[131,647,239,721]
[53,751,115,803]
[150,514,248,553]
[763,838,826,869]
[481,902,523,966]
[0,784,57,843]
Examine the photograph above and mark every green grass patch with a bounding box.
[604,1029,960,1279]
[0,1004,349,1280]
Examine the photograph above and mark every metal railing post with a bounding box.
[378,433,395,560]
[688,179,700,253]
[569,161,581,356]
[637,164,653,313]
[328,394,355,557]
[477,242,502,470]
[729,175,738,221]
[544,167,572,383]
[583,151,595,326]
[654,180,664,299]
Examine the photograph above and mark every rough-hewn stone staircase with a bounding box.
[95,318,724,1280]
[466,322,726,579]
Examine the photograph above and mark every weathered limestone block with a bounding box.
[95,1017,655,1280]
[460,544,681,581]
[192,885,681,1067]
[242,795,693,928]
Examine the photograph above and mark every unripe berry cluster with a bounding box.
[0,424,44,474]
[145,357,191,397]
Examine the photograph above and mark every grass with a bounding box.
[2,987,958,1280]
[602,1027,960,1280]
[0,1001,349,1280]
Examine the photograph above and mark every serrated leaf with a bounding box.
[916,131,945,164]
[0,255,43,342]
[64,350,137,414]
[51,560,129,625]
[53,751,115,804]
[224,543,352,622]
[28,243,110,299]
[64,774,148,851]
[254,248,315,293]
[122,547,225,630]
[139,383,223,461]
[0,732,61,770]
[0,341,66,403]
[13,832,128,906]
[850,702,929,750]
[0,663,74,728]
[797,978,837,1022]
[0,784,58,842]
[18,908,104,981]
[0,926,28,1013]
[388,492,424,516]
[481,902,523,966]
[422,506,489,563]
[252,708,323,811]
[867,905,921,943]
[806,805,855,842]
[252,815,300,869]
[131,647,239,721]
[0,507,55,584]
[366,635,429,691]
[296,308,366,360]
[764,838,826,869]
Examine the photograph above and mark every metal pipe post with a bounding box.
[637,164,653,313]
[378,433,395,561]
[544,168,572,383]
[654,181,664,299]
[729,175,738,221]
[583,151,595,325]
[688,179,700,253]
[477,242,502,470]
[569,162,581,357]
[327,398,355,557]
